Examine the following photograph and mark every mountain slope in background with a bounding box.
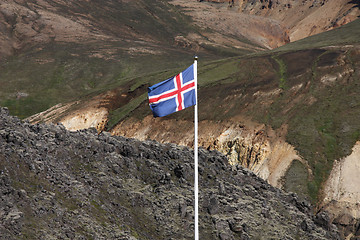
[2,0,358,118]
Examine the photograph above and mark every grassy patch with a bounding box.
[198,58,241,86]
[283,160,309,200]
[271,55,287,90]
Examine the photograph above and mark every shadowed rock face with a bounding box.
[0,107,340,239]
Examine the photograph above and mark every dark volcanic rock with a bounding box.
[0,107,340,239]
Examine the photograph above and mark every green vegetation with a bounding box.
[271,55,287,90]
[0,43,183,118]
[283,160,309,200]
[199,59,242,86]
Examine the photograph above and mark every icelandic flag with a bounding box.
[148,64,196,117]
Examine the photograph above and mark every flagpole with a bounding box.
[194,56,199,240]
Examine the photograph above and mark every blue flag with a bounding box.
[148,64,196,117]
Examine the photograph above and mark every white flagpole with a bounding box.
[194,56,199,240]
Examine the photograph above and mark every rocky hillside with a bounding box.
[0,107,341,239]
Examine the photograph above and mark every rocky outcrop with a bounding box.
[29,99,304,189]
[209,124,304,188]
[27,102,108,133]
[26,91,116,133]
[321,141,360,239]
[110,116,305,188]
[0,107,340,239]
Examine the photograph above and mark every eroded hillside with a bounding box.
[192,0,360,42]
[171,0,290,49]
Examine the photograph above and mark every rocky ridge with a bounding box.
[0,107,341,239]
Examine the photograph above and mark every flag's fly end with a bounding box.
[148,64,196,117]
